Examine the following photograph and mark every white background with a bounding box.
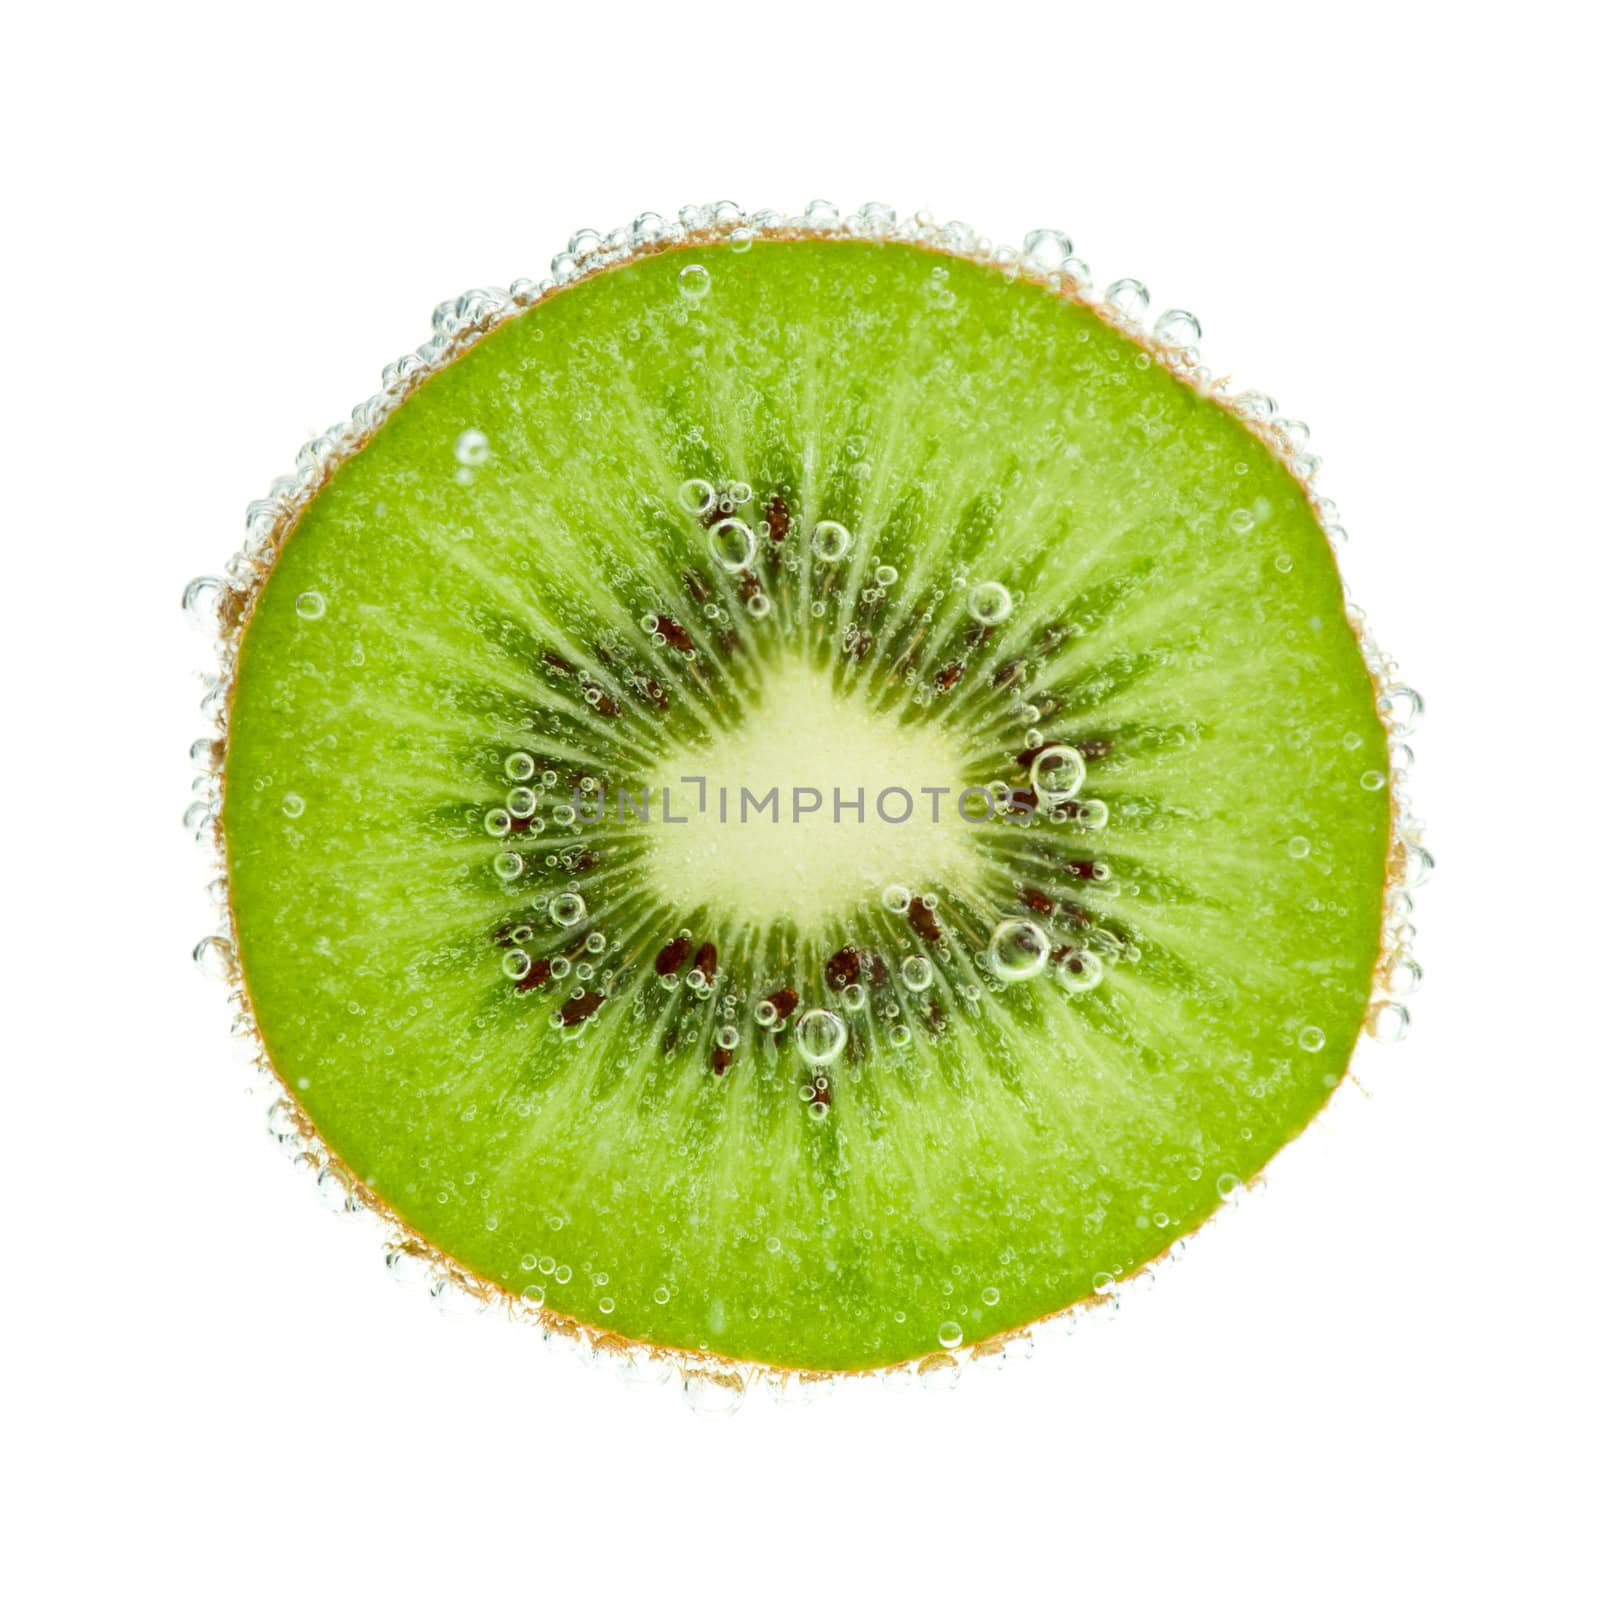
[4,3,1595,1595]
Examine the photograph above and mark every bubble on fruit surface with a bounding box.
[936,1319,964,1349]
[182,575,227,632]
[882,884,912,914]
[192,935,237,981]
[682,1369,745,1418]
[483,808,511,837]
[1298,1024,1326,1053]
[814,520,852,562]
[901,956,933,992]
[1056,949,1103,994]
[1153,308,1202,349]
[967,581,1013,626]
[796,1009,847,1067]
[1379,685,1425,736]
[1216,1173,1242,1201]
[1288,835,1311,859]
[678,262,711,299]
[502,949,533,982]
[1030,743,1086,805]
[1105,277,1149,318]
[747,592,771,619]
[1387,957,1423,996]
[705,516,755,572]
[454,428,490,466]
[1367,1001,1410,1042]
[295,590,326,621]
[493,851,524,882]
[1361,770,1387,792]
[678,478,715,515]
[989,919,1050,982]
[281,792,305,819]
[1022,229,1072,273]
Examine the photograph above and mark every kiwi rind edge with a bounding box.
[187,203,1423,1399]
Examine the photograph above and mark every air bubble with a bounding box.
[502,950,533,982]
[1229,508,1255,532]
[705,516,755,572]
[505,752,536,782]
[1298,1025,1326,1053]
[295,590,326,621]
[1216,1173,1241,1200]
[182,576,227,632]
[1379,686,1425,736]
[507,786,538,819]
[1022,229,1072,272]
[841,982,866,1012]
[1288,835,1311,859]
[1056,949,1103,994]
[281,792,305,819]
[1387,957,1423,995]
[747,592,771,619]
[454,429,490,466]
[795,1008,847,1068]
[1105,278,1149,318]
[678,262,711,299]
[882,884,912,914]
[981,1286,1000,1307]
[937,1319,964,1349]
[716,1025,739,1050]
[1153,308,1202,349]
[889,1024,912,1047]
[901,956,933,992]
[493,851,524,882]
[550,892,586,927]
[967,581,1013,626]
[682,1370,746,1418]
[192,935,237,981]
[989,919,1050,982]
[875,564,899,585]
[814,520,852,562]
[678,479,715,515]
[1074,798,1110,830]
[1360,770,1387,792]
[1368,1001,1410,1042]
[1031,743,1086,805]
[483,808,511,837]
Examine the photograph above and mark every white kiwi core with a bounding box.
[644,659,980,932]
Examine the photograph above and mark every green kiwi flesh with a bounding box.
[222,235,1391,1373]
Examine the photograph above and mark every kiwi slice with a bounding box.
[191,205,1422,1386]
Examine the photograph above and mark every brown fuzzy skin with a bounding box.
[205,213,1410,1383]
